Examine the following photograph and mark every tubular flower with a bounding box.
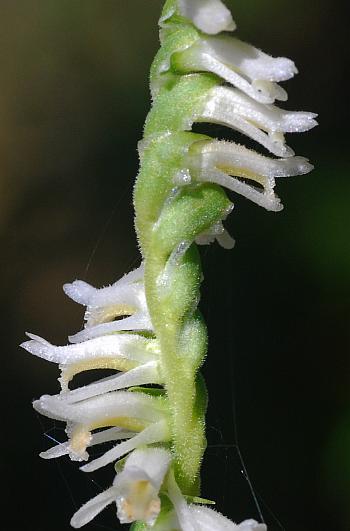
[71,448,172,528]
[22,0,316,529]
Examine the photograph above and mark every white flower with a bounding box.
[146,75,317,158]
[161,0,236,35]
[70,447,172,528]
[188,139,313,212]
[199,85,317,158]
[21,332,161,391]
[64,263,153,343]
[174,34,297,104]
[33,391,170,467]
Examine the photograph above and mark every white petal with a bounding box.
[81,420,170,473]
[178,0,236,34]
[68,313,153,343]
[63,280,96,305]
[40,441,71,460]
[33,390,168,425]
[63,264,144,305]
[214,36,297,81]
[199,168,282,211]
[200,86,317,157]
[190,140,313,178]
[178,35,295,103]
[91,427,136,445]
[61,361,161,403]
[188,139,314,212]
[21,333,154,366]
[63,264,149,330]
[83,283,144,326]
[70,486,117,528]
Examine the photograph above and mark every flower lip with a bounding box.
[114,447,172,525]
[70,447,172,528]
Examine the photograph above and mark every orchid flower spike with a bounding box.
[23,0,316,529]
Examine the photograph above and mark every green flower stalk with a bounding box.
[21,1,316,529]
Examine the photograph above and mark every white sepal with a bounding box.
[21,332,156,366]
[59,361,161,403]
[70,486,117,529]
[21,332,158,390]
[33,390,167,425]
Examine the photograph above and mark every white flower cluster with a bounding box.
[22,0,315,528]
[22,261,266,529]
[22,264,170,469]
[159,0,317,247]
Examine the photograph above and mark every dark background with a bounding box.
[1,1,349,530]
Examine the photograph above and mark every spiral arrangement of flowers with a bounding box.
[21,1,316,529]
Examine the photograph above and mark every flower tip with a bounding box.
[274,57,298,80]
[179,0,236,35]
[63,280,95,305]
[70,515,83,529]
[238,519,267,531]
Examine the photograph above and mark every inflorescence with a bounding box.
[22,1,316,529]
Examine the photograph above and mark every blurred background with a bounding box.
[1,1,348,530]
